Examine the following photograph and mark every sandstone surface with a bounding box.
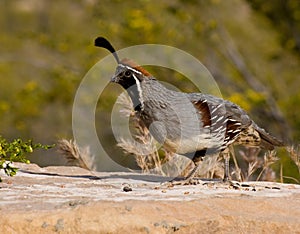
[1,163,300,233]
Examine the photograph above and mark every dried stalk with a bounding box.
[57,139,96,171]
[230,146,242,181]
[287,145,300,175]
[256,151,278,181]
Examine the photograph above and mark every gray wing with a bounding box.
[187,93,284,150]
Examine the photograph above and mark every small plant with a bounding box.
[0,136,53,180]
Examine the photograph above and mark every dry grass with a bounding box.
[56,95,300,184]
[287,145,300,174]
[285,145,300,183]
[115,94,290,182]
[230,147,279,182]
[57,139,96,171]
[115,93,169,175]
[115,93,223,178]
[56,135,300,184]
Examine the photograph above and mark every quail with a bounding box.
[95,37,284,182]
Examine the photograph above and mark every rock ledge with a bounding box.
[1,163,300,233]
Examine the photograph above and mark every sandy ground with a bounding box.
[1,163,300,234]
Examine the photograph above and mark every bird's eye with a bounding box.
[124,70,131,77]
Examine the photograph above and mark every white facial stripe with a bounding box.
[118,64,142,75]
[132,74,144,110]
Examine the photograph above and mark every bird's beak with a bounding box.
[110,75,118,83]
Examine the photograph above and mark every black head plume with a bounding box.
[94,37,120,64]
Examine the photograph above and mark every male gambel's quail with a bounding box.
[95,37,284,182]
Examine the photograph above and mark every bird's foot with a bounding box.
[160,177,256,191]
[163,177,203,186]
[222,176,242,188]
[209,178,243,189]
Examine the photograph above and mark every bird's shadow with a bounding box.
[19,169,220,183]
[19,169,170,183]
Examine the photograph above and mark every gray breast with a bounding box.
[139,81,219,154]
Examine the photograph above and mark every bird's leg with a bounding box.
[168,160,202,185]
[167,151,205,185]
[222,148,230,182]
[185,161,201,180]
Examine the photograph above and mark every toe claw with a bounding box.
[167,177,202,186]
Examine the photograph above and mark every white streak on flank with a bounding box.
[210,107,218,114]
[214,125,226,132]
[211,104,223,114]
[216,116,225,123]
[228,118,242,126]
[132,74,144,110]
[232,129,241,134]
[210,115,218,121]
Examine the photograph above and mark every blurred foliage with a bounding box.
[0,136,53,180]
[0,0,299,182]
[247,0,300,53]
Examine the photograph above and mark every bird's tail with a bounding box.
[255,125,285,150]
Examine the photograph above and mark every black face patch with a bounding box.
[112,64,142,89]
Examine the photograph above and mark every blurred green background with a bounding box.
[0,0,300,180]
